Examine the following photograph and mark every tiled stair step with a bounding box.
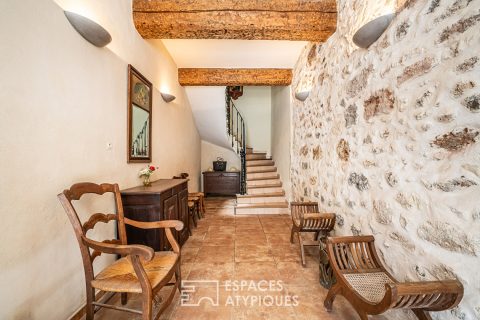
[246,166,277,173]
[246,153,268,160]
[237,196,287,204]
[247,186,284,194]
[246,160,275,167]
[248,182,282,189]
[237,202,288,209]
[247,171,279,180]
[236,205,290,215]
[247,174,280,181]
[247,179,281,187]
[237,191,285,198]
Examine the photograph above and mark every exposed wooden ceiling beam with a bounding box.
[178,68,292,86]
[133,0,337,12]
[133,0,337,41]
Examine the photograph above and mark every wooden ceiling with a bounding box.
[133,0,337,41]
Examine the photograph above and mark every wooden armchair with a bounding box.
[290,202,336,266]
[324,236,464,320]
[58,182,184,320]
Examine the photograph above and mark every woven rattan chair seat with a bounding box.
[343,272,394,303]
[92,252,178,293]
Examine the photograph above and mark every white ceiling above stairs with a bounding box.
[158,39,307,68]
[184,86,232,149]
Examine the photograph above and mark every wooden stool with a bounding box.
[188,195,202,221]
[189,192,205,218]
[187,201,197,234]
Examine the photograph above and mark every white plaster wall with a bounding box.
[200,140,241,191]
[185,86,232,149]
[291,0,480,319]
[271,86,293,201]
[235,86,272,155]
[0,0,200,318]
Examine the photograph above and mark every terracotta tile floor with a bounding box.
[90,197,389,320]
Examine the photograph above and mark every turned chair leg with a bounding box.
[195,202,201,221]
[324,283,341,312]
[188,204,197,228]
[85,285,94,320]
[175,263,182,293]
[192,207,198,227]
[142,292,153,320]
[121,292,128,305]
[413,309,433,320]
[297,232,306,267]
[199,195,205,218]
[290,227,295,244]
[356,311,369,320]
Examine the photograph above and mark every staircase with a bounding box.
[186,86,287,210]
[235,148,289,215]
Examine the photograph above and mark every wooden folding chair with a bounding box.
[290,202,336,266]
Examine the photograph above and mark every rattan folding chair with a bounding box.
[324,235,464,320]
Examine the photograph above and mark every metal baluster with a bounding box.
[231,102,234,148]
[236,111,239,153]
[242,120,246,194]
[225,89,247,195]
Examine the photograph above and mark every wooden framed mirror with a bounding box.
[127,65,152,163]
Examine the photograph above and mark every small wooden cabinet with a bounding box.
[120,179,189,251]
[203,171,240,196]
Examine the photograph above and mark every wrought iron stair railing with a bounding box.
[225,89,246,195]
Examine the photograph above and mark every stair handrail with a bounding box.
[225,89,246,195]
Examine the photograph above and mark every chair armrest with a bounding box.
[327,235,375,244]
[124,218,183,254]
[82,236,154,261]
[385,280,463,310]
[303,213,335,220]
[124,218,184,231]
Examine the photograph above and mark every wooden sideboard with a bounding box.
[120,179,189,251]
[203,171,240,196]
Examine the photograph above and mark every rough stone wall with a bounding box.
[291,0,480,319]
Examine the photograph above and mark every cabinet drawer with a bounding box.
[205,175,238,183]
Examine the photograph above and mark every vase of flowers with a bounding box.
[139,165,157,187]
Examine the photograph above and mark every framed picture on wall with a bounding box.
[127,65,152,163]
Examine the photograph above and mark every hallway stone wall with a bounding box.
[290,0,480,319]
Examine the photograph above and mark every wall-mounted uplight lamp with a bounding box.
[64,11,112,47]
[161,92,176,103]
[295,90,310,102]
[352,13,395,49]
